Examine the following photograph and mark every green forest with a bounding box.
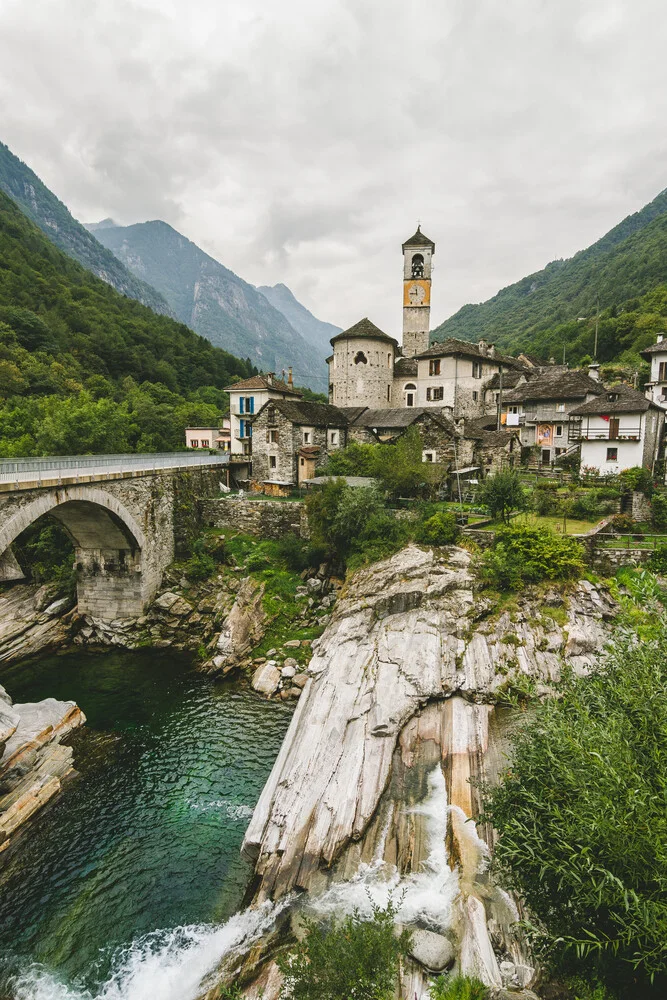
[432,188,667,363]
[0,191,257,455]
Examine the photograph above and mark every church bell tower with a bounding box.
[402,225,435,358]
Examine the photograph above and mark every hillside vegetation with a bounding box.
[0,140,172,316]
[0,192,254,456]
[432,188,667,359]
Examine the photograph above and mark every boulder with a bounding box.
[281,665,296,679]
[153,591,182,611]
[283,657,298,669]
[292,673,308,689]
[213,578,266,671]
[283,639,301,649]
[252,662,281,697]
[408,928,454,972]
[306,578,323,594]
[43,597,72,618]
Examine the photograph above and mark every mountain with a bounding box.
[0,141,172,317]
[88,220,329,391]
[257,282,341,360]
[432,187,667,357]
[0,190,254,456]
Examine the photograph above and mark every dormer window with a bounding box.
[354,351,367,365]
[606,393,619,402]
[411,253,424,278]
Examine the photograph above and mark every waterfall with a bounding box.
[10,900,289,1000]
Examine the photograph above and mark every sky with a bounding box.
[0,0,666,336]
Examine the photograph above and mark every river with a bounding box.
[0,648,293,1000]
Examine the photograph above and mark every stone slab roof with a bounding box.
[640,339,667,357]
[502,370,604,403]
[569,383,655,415]
[330,317,398,347]
[224,374,301,395]
[258,399,350,426]
[402,225,435,250]
[394,357,419,377]
[350,407,454,433]
[415,338,523,368]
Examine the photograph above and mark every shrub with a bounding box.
[415,510,459,546]
[185,538,216,579]
[484,622,667,989]
[611,513,634,533]
[477,470,529,524]
[648,542,667,574]
[430,975,489,1000]
[275,533,326,573]
[306,479,397,571]
[477,525,584,590]
[651,493,667,532]
[278,902,411,1000]
[533,487,560,516]
[619,466,654,497]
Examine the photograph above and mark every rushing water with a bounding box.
[0,648,293,999]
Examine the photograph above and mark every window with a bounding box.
[354,351,367,365]
[191,439,199,448]
[472,361,482,378]
[606,447,618,462]
[269,456,277,470]
[429,359,441,376]
[659,361,667,381]
[201,439,209,448]
[556,425,563,437]
[406,393,414,407]
[267,429,278,443]
[404,382,416,408]
[387,353,392,367]
[387,385,391,401]
[422,451,436,462]
[556,402,565,412]
[426,387,444,401]
[472,391,478,402]
[300,458,305,467]
[330,431,339,446]
[239,396,255,414]
[303,431,311,444]
[411,253,424,278]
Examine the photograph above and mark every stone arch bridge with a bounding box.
[0,453,227,619]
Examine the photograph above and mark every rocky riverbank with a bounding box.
[205,544,616,999]
[0,682,85,852]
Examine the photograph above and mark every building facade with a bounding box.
[641,334,667,411]
[569,384,663,475]
[185,421,230,451]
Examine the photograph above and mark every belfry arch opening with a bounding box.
[354,351,368,365]
[411,254,424,278]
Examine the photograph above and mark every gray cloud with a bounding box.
[0,0,666,336]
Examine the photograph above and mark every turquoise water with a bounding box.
[0,649,293,998]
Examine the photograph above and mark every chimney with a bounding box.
[478,339,488,356]
[287,366,294,389]
[588,363,600,381]
[488,343,496,358]
[658,334,665,344]
[266,372,274,387]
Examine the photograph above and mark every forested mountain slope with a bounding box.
[0,141,172,316]
[89,220,329,391]
[432,188,667,356]
[0,192,254,456]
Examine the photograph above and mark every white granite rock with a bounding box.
[252,662,281,697]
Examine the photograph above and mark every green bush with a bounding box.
[275,532,325,573]
[278,902,411,1000]
[484,622,667,989]
[611,513,634,533]
[533,487,560,516]
[619,466,654,497]
[185,538,216,580]
[429,975,488,1000]
[648,542,667,574]
[415,511,459,546]
[651,493,667,531]
[477,525,584,590]
[477,470,529,524]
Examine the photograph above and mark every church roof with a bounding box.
[330,317,399,347]
[394,356,418,377]
[402,225,435,251]
[415,338,522,368]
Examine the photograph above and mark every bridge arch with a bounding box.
[0,486,150,619]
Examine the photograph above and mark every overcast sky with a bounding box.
[0,0,666,335]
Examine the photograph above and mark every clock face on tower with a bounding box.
[405,280,429,306]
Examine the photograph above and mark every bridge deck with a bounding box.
[0,452,229,491]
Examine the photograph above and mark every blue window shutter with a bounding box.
[249,397,254,414]
[240,419,245,438]
[248,423,253,438]
[239,397,244,414]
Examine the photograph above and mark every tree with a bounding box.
[476,470,528,524]
[484,618,667,992]
[278,902,411,1000]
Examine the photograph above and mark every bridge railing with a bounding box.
[0,451,229,485]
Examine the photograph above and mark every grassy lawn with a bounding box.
[478,512,603,535]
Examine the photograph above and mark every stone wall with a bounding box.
[589,546,654,573]
[203,496,309,539]
[631,490,652,523]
